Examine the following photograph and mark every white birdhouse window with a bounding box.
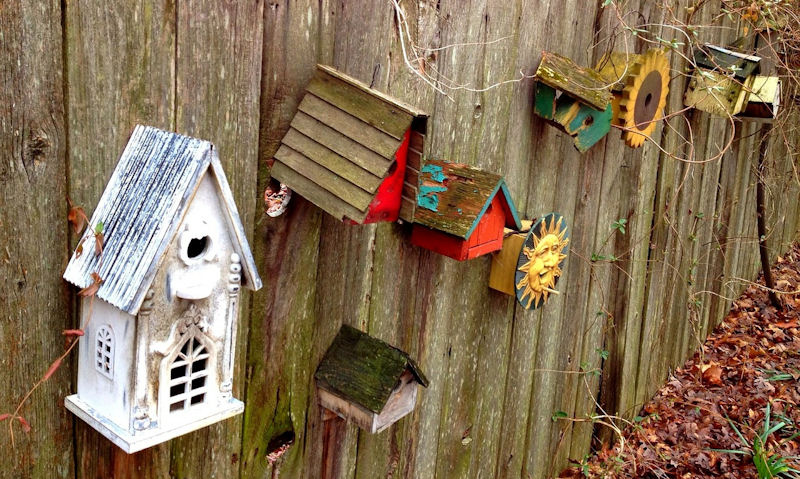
[95,325,114,379]
[168,335,210,412]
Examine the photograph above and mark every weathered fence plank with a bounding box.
[169,2,264,477]
[0,1,71,477]
[65,1,176,476]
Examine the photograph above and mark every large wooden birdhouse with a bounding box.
[596,49,670,148]
[489,214,570,309]
[411,159,523,261]
[315,325,428,434]
[533,51,613,152]
[684,44,762,117]
[271,65,428,224]
[63,125,262,453]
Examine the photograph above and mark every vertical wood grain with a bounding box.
[0,1,72,477]
[65,1,176,476]
[169,1,264,477]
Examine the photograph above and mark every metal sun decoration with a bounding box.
[514,213,570,309]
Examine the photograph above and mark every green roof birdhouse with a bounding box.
[533,51,613,152]
[315,325,428,433]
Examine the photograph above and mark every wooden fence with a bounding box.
[1,0,798,478]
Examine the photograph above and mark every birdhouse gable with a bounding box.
[271,65,428,224]
[63,125,261,315]
[413,160,522,240]
[315,325,427,432]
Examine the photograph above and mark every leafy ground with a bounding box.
[561,244,800,478]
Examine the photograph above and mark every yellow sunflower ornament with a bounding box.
[515,214,570,309]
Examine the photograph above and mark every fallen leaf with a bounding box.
[773,320,798,329]
[62,329,84,337]
[702,363,723,386]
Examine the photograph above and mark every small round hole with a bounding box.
[187,236,209,259]
[583,115,594,127]
[644,93,653,107]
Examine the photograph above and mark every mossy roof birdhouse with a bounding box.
[533,51,613,152]
[684,44,764,117]
[315,325,428,434]
[271,65,428,224]
[410,159,522,261]
[63,125,261,453]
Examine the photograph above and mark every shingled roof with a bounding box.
[414,159,522,239]
[315,325,428,414]
[271,65,428,223]
[63,125,261,314]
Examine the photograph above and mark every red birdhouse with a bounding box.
[270,65,428,224]
[411,160,522,261]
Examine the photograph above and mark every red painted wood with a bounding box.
[411,225,469,260]
[411,195,508,261]
[362,129,410,223]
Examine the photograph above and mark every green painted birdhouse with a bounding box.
[533,51,613,152]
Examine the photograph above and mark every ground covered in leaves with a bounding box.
[562,245,800,478]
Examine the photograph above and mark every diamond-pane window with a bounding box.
[167,336,210,413]
[95,325,114,379]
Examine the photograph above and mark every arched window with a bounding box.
[167,335,210,412]
[95,325,114,379]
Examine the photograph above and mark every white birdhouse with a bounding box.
[63,125,262,453]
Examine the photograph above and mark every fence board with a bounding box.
[0,1,72,477]
[65,0,176,476]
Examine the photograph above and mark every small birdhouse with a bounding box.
[595,49,670,148]
[489,213,569,309]
[271,65,428,224]
[63,126,262,453]
[410,159,523,261]
[314,325,428,434]
[684,44,762,117]
[739,75,781,120]
[533,51,613,152]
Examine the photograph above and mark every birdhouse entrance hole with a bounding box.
[187,236,210,259]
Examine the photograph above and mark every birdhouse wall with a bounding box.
[411,194,508,261]
[360,129,410,224]
[138,172,244,428]
[74,297,137,430]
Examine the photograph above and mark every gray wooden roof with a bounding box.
[315,325,428,414]
[271,65,428,223]
[63,125,262,315]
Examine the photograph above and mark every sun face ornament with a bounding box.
[515,213,570,309]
